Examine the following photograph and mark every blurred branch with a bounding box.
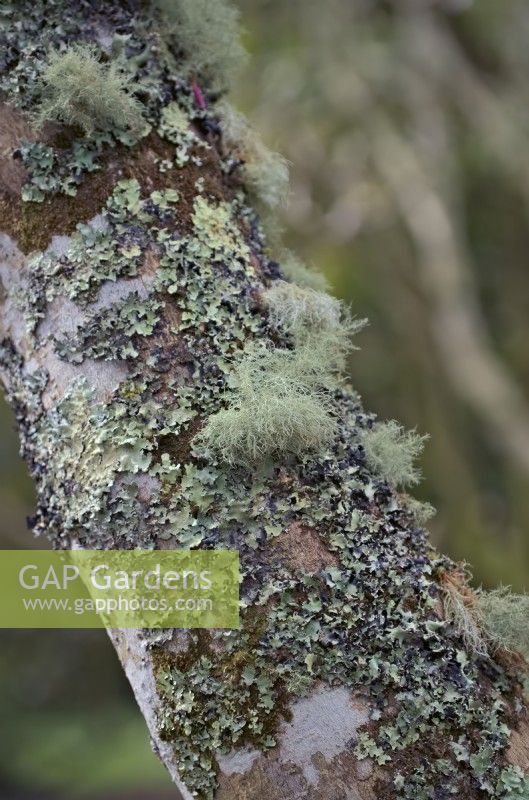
[370,111,529,474]
[414,10,529,217]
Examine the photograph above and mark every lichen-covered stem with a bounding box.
[0,2,529,799]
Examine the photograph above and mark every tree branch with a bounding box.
[0,2,528,799]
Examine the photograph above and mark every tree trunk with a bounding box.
[0,2,528,799]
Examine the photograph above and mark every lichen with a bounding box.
[218,101,289,209]
[0,0,206,204]
[441,569,488,656]
[197,344,336,466]
[476,588,529,659]
[54,294,164,363]
[33,44,146,136]
[0,3,528,800]
[159,102,209,167]
[264,281,342,334]
[361,419,429,489]
[263,279,366,370]
[279,249,329,293]
[153,0,247,91]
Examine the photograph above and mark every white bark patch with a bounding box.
[37,338,129,409]
[92,274,153,309]
[48,233,74,258]
[218,746,262,776]
[216,685,372,790]
[0,233,27,349]
[278,686,370,785]
[37,295,86,340]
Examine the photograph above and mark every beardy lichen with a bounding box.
[441,569,488,656]
[279,249,329,293]
[361,419,429,488]
[199,279,368,466]
[476,589,529,659]
[34,44,146,135]
[0,2,528,800]
[197,344,336,466]
[442,576,529,661]
[218,101,290,209]
[264,281,343,335]
[263,280,366,370]
[153,0,247,91]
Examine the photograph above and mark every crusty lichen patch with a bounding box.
[0,2,528,800]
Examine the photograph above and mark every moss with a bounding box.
[2,124,221,254]
[361,419,428,488]
[34,44,146,136]
[152,623,289,799]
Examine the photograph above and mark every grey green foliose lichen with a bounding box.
[0,3,528,800]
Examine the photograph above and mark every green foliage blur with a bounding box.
[0,0,528,795]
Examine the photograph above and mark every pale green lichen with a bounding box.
[34,44,146,135]
[154,0,247,90]
[54,294,164,363]
[442,572,488,656]
[198,345,336,466]
[197,250,363,467]
[475,588,529,659]
[361,419,428,488]
[218,101,289,208]
[17,135,113,202]
[263,280,366,367]
[190,195,252,264]
[159,102,209,167]
[442,577,529,663]
[264,281,343,334]
[279,250,329,293]
[404,495,437,526]
[496,765,529,799]
[0,3,528,800]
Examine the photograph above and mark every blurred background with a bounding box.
[1,0,528,796]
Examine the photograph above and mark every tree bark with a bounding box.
[0,2,528,799]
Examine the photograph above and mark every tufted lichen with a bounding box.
[34,44,147,136]
[361,419,428,488]
[475,588,529,659]
[153,0,247,91]
[197,345,336,466]
[0,2,528,800]
[441,569,488,656]
[279,249,329,293]
[263,280,367,370]
[218,101,290,209]
[264,281,342,334]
